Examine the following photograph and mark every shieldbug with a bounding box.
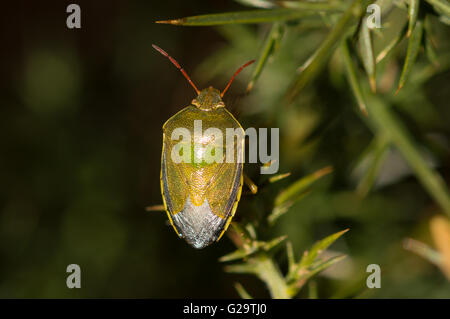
[152,44,254,249]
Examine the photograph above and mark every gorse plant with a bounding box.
[155,0,450,298]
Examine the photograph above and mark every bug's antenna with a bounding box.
[221,60,255,98]
[152,44,200,95]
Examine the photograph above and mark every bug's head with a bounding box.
[192,87,224,111]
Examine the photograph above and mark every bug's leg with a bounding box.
[244,174,258,195]
[145,204,166,212]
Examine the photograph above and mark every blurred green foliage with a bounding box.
[0,0,450,298]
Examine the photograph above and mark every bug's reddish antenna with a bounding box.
[152,44,200,95]
[221,60,255,98]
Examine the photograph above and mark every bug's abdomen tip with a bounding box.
[172,197,225,250]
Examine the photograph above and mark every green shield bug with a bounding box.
[153,44,254,249]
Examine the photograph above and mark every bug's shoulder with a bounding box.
[162,105,195,132]
[163,104,243,133]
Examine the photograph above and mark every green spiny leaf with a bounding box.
[245,223,258,240]
[288,255,347,293]
[268,172,291,184]
[285,0,369,103]
[263,235,288,252]
[268,191,310,225]
[356,135,390,197]
[359,18,376,92]
[299,229,349,268]
[244,174,259,195]
[234,0,277,9]
[247,22,284,92]
[365,96,450,217]
[277,1,344,11]
[219,246,260,262]
[376,22,408,63]
[403,237,442,266]
[424,33,438,66]
[308,280,318,299]
[425,0,450,19]
[341,39,368,115]
[411,52,450,85]
[396,17,424,93]
[299,254,347,281]
[224,262,258,274]
[407,0,420,37]
[286,241,296,275]
[234,282,254,299]
[274,166,332,207]
[424,17,439,66]
[219,236,287,262]
[156,8,333,26]
[253,254,290,298]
